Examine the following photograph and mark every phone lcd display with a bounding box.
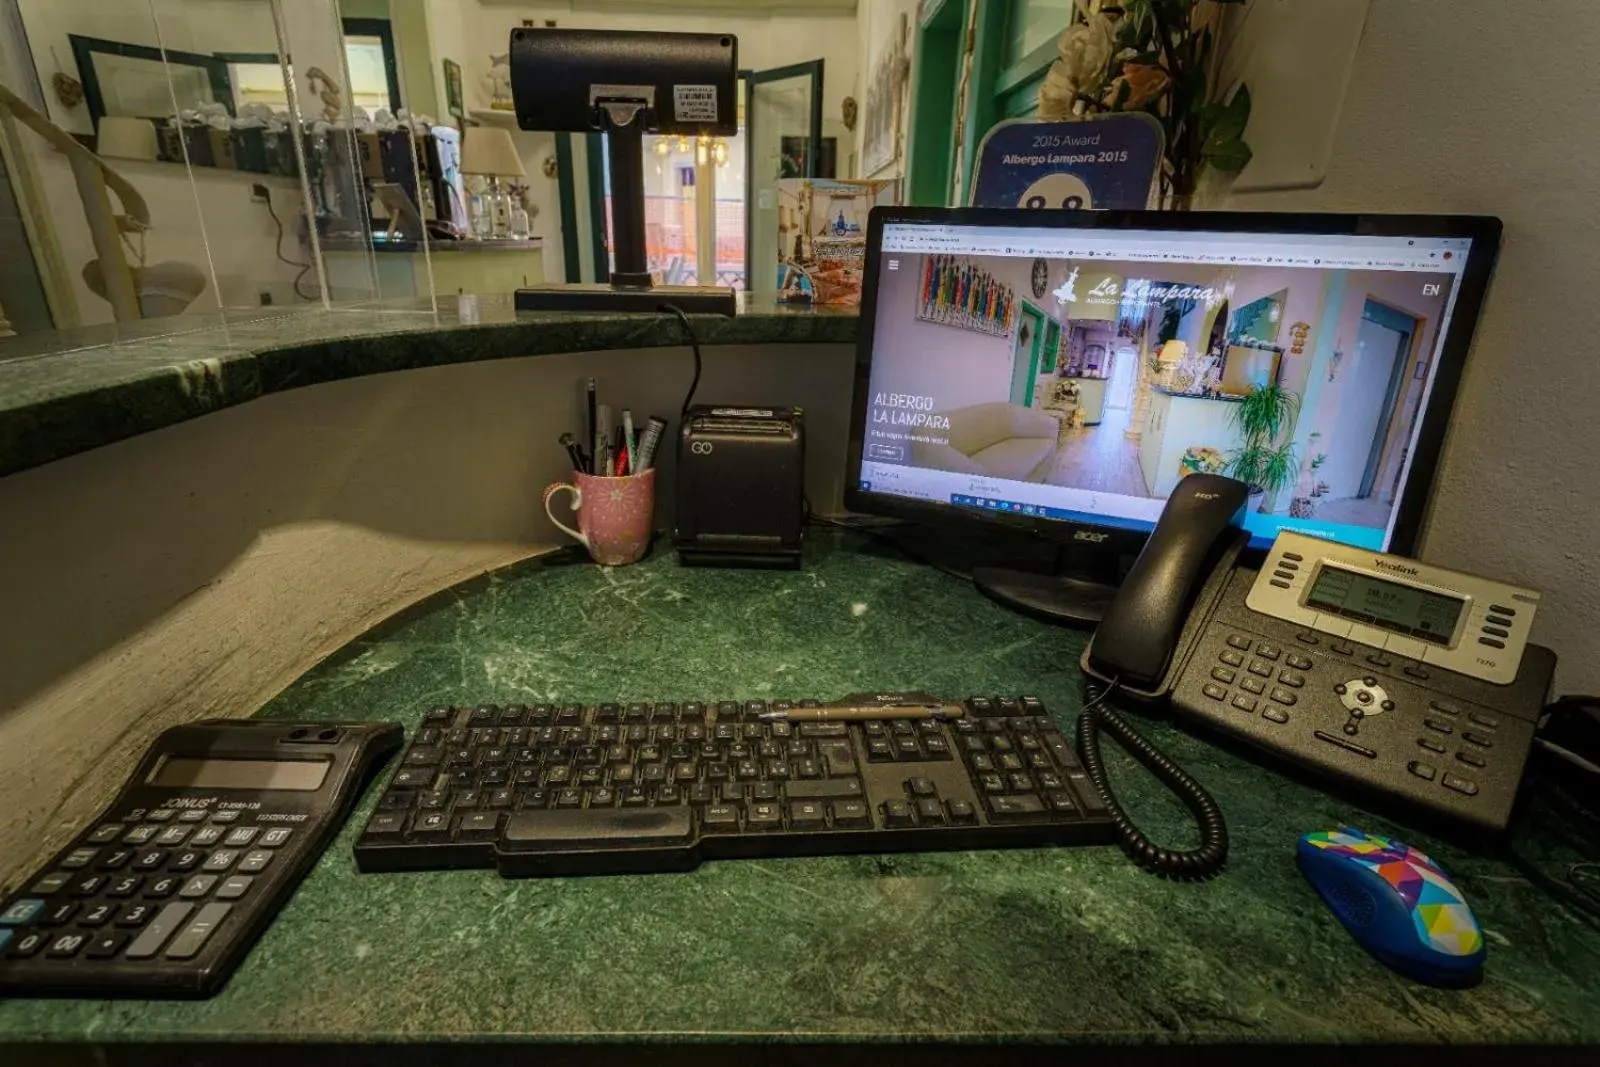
[1304,565,1464,645]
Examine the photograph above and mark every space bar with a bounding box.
[503,808,695,850]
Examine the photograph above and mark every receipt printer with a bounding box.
[675,405,804,569]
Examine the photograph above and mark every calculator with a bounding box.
[0,719,400,997]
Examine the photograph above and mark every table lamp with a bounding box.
[461,126,525,239]
[95,117,158,161]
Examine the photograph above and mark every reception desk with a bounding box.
[1064,374,1109,425]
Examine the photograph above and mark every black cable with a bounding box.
[259,192,318,302]
[658,303,703,419]
[1074,677,1230,879]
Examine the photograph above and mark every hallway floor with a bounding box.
[1040,401,1150,497]
[1312,495,1393,529]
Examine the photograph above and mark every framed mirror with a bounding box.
[69,34,233,125]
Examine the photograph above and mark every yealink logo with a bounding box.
[1375,560,1419,576]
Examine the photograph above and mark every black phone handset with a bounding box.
[1078,473,1251,879]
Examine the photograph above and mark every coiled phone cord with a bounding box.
[1076,678,1230,879]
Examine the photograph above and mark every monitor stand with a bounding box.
[866,524,1127,628]
[515,104,737,316]
[970,566,1119,627]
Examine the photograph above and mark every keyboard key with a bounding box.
[786,777,864,800]
[906,777,936,797]
[916,798,945,824]
[987,794,1048,821]
[106,875,143,898]
[832,800,871,828]
[746,803,782,831]
[47,932,88,958]
[145,876,181,899]
[701,805,740,831]
[116,903,155,927]
[165,902,232,960]
[881,799,915,827]
[125,902,195,959]
[787,801,826,830]
[946,799,977,823]
[179,875,218,899]
[216,875,254,900]
[86,931,131,959]
[363,813,405,837]
[188,826,225,848]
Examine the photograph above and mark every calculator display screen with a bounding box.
[150,757,329,791]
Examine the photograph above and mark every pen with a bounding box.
[622,409,637,475]
[596,405,613,477]
[634,416,668,472]
[559,432,586,472]
[585,378,597,474]
[758,702,965,723]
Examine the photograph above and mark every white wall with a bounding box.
[855,0,916,181]
[1227,0,1600,694]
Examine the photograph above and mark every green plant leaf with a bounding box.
[1208,84,1251,146]
[1203,138,1253,173]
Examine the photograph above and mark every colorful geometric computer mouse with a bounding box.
[1297,827,1485,987]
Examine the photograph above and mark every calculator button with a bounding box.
[121,826,159,845]
[42,901,81,925]
[6,931,46,958]
[69,874,106,897]
[86,931,131,959]
[106,875,143,898]
[96,849,134,870]
[215,875,254,901]
[177,809,209,823]
[80,902,118,927]
[156,826,192,847]
[259,828,293,848]
[46,932,88,958]
[144,876,181,899]
[86,823,124,844]
[237,850,274,874]
[168,850,204,872]
[133,850,169,872]
[210,811,242,824]
[165,902,232,960]
[124,902,194,959]
[223,827,260,848]
[117,903,155,927]
[202,850,240,873]
[188,826,225,847]
[61,848,98,869]
[179,875,218,899]
[29,873,70,895]
[1,899,45,925]
[146,809,175,823]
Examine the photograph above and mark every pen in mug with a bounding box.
[585,378,597,473]
[622,410,637,475]
[634,416,668,472]
[559,432,586,473]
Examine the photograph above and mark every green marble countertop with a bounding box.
[2,534,1597,1051]
[0,295,856,477]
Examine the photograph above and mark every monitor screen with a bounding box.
[852,214,1492,551]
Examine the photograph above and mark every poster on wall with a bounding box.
[861,11,909,177]
[914,254,1017,337]
[775,178,894,305]
[970,113,1163,210]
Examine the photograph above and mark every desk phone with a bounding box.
[1084,480,1554,854]
[0,719,400,997]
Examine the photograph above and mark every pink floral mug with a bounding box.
[542,468,655,566]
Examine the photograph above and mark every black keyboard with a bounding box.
[353,695,1115,876]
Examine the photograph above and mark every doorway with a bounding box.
[1010,301,1046,406]
[745,60,823,292]
[1326,299,1414,504]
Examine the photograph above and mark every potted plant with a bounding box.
[1227,383,1299,511]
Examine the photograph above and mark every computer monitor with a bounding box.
[845,208,1501,622]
